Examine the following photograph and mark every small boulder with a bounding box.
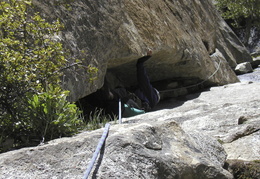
[235,62,253,75]
[251,56,260,68]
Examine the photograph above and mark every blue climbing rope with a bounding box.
[82,98,123,178]
[82,123,110,179]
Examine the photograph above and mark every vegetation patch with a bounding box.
[215,0,260,46]
[226,159,260,179]
[0,0,87,153]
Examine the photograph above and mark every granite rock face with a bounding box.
[0,120,232,179]
[33,0,251,101]
[153,82,260,164]
[1,81,259,178]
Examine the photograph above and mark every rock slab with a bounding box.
[1,81,260,178]
[153,82,260,162]
[0,121,232,179]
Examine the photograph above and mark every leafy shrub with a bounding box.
[26,85,84,141]
[0,0,85,152]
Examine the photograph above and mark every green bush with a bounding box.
[215,0,260,45]
[215,0,260,24]
[0,0,84,152]
[26,85,83,141]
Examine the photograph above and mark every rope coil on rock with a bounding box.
[82,123,110,179]
[159,59,222,93]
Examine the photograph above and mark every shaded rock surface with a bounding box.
[33,0,251,101]
[1,81,259,178]
[226,160,260,179]
[233,26,260,54]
